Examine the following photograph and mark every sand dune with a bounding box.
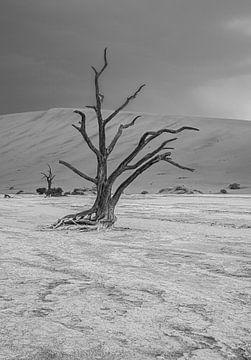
[0,108,250,194]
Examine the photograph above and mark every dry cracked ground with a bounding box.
[0,194,250,360]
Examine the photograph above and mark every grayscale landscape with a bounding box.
[1,1,251,359]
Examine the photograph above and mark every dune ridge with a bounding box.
[0,108,250,194]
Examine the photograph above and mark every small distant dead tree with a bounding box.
[53,49,199,229]
[41,164,55,196]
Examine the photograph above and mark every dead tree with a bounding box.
[41,164,55,196]
[53,49,199,229]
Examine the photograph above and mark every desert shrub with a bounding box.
[48,187,63,196]
[71,188,86,195]
[220,189,227,194]
[228,183,240,190]
[159,187,172,194]
[159,185,202,194]
[36,187,46,195]
[174,185,186,191]
[71,187,96,195]
[55,187,63,194]
[174,185,190,194]
[192,189,203,193]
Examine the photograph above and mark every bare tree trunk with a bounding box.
[46,179,52,196]
[53,183,116,229]
[93,185,116,226]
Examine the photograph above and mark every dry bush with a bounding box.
[228,183,240,190]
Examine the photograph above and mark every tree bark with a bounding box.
[52,182,116,229]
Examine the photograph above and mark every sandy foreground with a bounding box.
[0,194,250,360]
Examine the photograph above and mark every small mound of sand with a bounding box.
[159,185,203,194]
[71,187,96,195]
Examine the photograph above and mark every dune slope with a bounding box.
[0,108,250,193]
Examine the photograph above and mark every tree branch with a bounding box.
[138,126,199,147]
[107,115,141,155]
[91,48,108,79]
[41,173,55,180]
[59,160,97,184]
[73,110,100,157]
[41,164,55,181]
[112,153,167,203]
[112,153,195,204]
[85,105,97,111]
[90,48,109,154]
[91,48,108,121]
[125,139,176,170]
[109,126,198,181]
[104,84,146,125]
[163,158,195,172]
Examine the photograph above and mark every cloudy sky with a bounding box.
[0,0,251,119]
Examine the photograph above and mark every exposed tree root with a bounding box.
[50,208,116,231]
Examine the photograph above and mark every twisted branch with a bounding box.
[112,152,195,204]
[91,48,108,79]
[91,48,108,124]
[125,138,177,170]
[41,164,55,181]
[59,160,97,184]
[104,84,146,125]
[163,158,195,171]
[108,126,198,183]
[107,115,141,155]
[72,110,99,157]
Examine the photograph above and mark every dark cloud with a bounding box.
[0,0,251,118]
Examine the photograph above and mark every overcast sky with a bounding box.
[0,0,251,119]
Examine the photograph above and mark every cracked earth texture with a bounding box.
[0,194,250,359]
